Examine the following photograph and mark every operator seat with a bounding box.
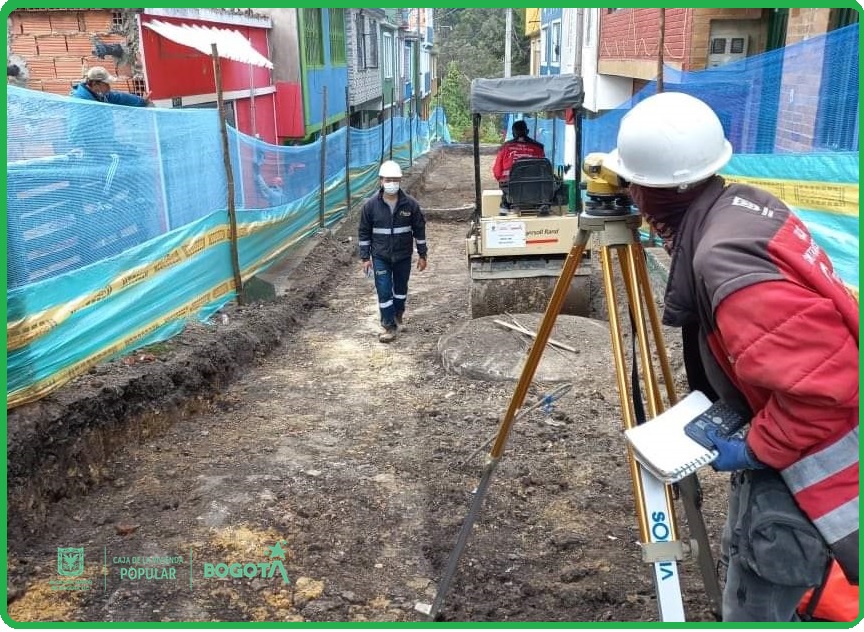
[506,158,562,214]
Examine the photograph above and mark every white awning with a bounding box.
[143,19,273,69]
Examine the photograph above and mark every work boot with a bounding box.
[378,326,398,343]
[395,313,404,330]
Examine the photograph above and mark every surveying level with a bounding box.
[427,197,723,622]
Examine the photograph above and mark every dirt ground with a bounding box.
[6,147,731,624]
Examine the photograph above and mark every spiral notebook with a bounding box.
[624,391,718,484]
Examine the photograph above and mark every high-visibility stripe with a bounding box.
[379,299,393,308]
[393,293,407,299]
[783,427,859,494]
[415,239,426,244]
[794,463,859,519]
[372,226,412,234]
[813,496,859,543]
[358,240,371,246]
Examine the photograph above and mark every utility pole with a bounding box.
[504,8,512,77]
[574,8,584,76]
[415,8,422,118]
[657,8,665,93]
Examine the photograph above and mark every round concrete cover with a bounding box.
[438,314,614,383]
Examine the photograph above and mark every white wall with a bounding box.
[580,8,632,112]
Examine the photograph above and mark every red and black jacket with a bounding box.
[492,138,545,182]
[663,176,859,584]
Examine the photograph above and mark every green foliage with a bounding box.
[434,8,531,142]
[439,61,470,139]
[436,8,530,80]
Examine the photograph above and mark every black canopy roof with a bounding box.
[469,74,584,114]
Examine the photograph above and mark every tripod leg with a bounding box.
[630,243,724,619]
[427,230,591,620]
[633,248,677,404]
[616,246,664,409]
[599,244,687,621]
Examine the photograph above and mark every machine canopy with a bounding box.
[469,74,584,114]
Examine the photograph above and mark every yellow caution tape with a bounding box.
[723,175,858,217]
[7,279,237,409]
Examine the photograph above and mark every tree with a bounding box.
[435,8,530,81]
[434,8,531,141]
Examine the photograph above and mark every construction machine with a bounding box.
[466,74,591,318]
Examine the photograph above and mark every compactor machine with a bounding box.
[466,74,592,318]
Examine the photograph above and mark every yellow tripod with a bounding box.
[427,206,722,622]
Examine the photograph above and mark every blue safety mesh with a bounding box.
[6,82,450,406]
[6,83,451,290]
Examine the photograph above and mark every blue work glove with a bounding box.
[705,429,765,472]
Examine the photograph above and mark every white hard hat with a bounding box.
[606,92,732,188]
[378,160,402,178]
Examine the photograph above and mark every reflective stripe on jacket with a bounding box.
[663,176,859,584]
[357,189,427,262]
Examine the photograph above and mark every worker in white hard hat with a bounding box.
[605,91,858,621]
[358,160,428,343]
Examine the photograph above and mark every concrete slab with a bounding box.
[438,313,615,383]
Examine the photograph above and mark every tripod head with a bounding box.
[582,152,633,216]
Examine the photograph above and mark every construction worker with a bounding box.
[605,91,859,622]
[492,119,545,214]
[70,66,151,106]
[358,160,428,343]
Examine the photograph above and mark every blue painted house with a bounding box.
[539,8,563,76]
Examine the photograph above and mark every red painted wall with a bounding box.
[235,93,278,144]
[140,14,272,100]
[599,8,694,70]
[274,81,305,140]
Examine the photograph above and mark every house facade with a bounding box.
[394,8,435,118]
[346,8,384,127]
[595,8,859,150]
[7,8,278,142]
[253,7,349,141]
[538,8,563,76]
[525,8,541,75]
[379,14,399,119]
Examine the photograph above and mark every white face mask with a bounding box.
[383,182,400,195]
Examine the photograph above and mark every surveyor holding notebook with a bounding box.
[605,92,859,622]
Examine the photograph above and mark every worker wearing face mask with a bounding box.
[358,160,428,343]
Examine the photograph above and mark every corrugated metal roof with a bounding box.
[143,19,273,69]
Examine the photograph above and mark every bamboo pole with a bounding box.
[389,87,395,160]
[345,85,351,214]
[319,86,328,230]
[211,43,244,305]
[657,9,665,94]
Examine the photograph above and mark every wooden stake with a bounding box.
[211,43,244,305]
[319,85,328,230]
[657,9,665,94]
[345,85,351,214]
[492,319,577,354]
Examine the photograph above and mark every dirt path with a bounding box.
[7,149,728,623]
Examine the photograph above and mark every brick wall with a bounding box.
[599,8,764,75]
[774,9,833,151]
[8,9,143,96]
[785,8,832,45]
[599,9,692,67]
[687,8,764,70]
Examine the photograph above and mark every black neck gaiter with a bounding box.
[629,179,716,253]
